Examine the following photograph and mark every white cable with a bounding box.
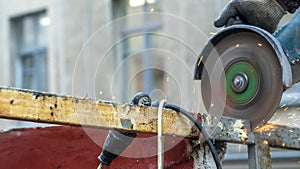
[158,99,167,169]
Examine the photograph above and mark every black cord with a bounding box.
[165,104,222,169]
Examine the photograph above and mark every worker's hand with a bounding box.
[214,0,287,33]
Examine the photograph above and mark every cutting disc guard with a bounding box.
[200,31,283,128]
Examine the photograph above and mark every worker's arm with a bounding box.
[214,0,300,33]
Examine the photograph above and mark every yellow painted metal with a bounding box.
[0,87,195,137]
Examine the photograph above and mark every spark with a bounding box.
[263,140,268,145]
[282,143,285,147]
[236,44,240,48]
[258,43,263,47]
[210,32,217,35]
[150,8,154,12]
[99,91,103,95]
[197,56,203,66]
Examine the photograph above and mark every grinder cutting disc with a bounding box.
[201,31,283,128]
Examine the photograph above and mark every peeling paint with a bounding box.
[232,120,248,143]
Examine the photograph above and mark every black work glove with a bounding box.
[214,0,287,33]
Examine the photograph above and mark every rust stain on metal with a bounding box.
[254,123,300,150]
[258,143,272,169]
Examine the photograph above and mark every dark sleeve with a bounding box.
[276,0,300,13]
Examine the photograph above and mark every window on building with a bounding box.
[10,11,49,91]
[112,0,163,100]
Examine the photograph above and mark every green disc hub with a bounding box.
[225,61,259,104]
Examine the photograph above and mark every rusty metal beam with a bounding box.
[254,124,300,150]
[0,87,196,137]
[0,86,299,152]
[248,142,272,169]
[0,86,252,142]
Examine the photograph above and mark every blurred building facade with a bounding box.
[0,0,299,168]
[0,0,226,126]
